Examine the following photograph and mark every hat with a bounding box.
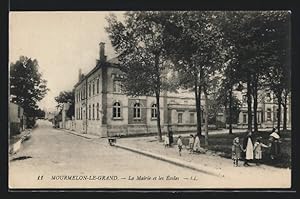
[270,132,280,139]
[233,137,239,144]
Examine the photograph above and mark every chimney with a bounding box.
[99,42,106,62]
[78,68,82,81]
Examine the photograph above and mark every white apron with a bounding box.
[245,138,254,160]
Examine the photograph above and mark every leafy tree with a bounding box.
[219,11,290,133]
[263,12,291,133]
[10,56,49,126]
[163,11,224,145]
[54,90,75,118]
[106,11,172,141]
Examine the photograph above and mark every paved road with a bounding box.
[9,120,228,189]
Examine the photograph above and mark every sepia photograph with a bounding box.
[8,11,292,189]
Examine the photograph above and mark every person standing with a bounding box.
[193,134,201,153]
[168,126,174,147]
[232,137,243,167]
[164,134,170,148]
[269,128,281,160]
[253,136,269,165]
[188,134,195,154]
[177,136,183,156]
[242,131,254,166]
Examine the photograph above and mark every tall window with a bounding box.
[92,82,95,96]
[243,113,247,123]
[113,80,122,93]
[113,102,121,118]
[17,106,21,118]
[190,113,195,123]
[178,112,183,124]
[80,107,82,120]
[242,95,247,103]
[92,104,95,120]
[267,108,272,121]
[133,103,141,119]
[266,93,271,102]
[83,87,86,99]
[89,105,91,120]
[96,103,99,119]
[97,79,99,94]
[151,104,157,119]
[89,84,91,97]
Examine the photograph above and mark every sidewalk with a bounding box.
[61,128,100,139]
[116,136,291,188]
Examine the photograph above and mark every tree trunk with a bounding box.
[204,88,209,146]
[253,83,258,133]
[277,95,282,135]
[283,91,288,131]
[156,92,162,142]
[154,54,162,141]
[195,79,202,136]
[228,87,233,134]
[247,75,252,132]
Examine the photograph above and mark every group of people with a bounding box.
[232,128,281,167]
[164,133,203,156]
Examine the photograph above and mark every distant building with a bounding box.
[9,102,26,136]
[235,89,291,129]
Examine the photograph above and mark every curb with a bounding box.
[61,129,99,139]
[114,143,225,178]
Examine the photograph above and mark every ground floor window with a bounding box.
[113,102,121,118]
[133,103,141,119]
[92,104,95,120]
[97,103,99,120]
[151,104,157,119]
[89,105,91,120]
[190,113,195,123]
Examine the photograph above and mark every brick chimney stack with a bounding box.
[99,42,107,62]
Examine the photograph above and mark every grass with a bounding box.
[176,130,291,169]
[208,130,291,168]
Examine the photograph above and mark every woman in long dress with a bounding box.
[242,131,254,166]
[269,128,281,159]
[193,135,201,153]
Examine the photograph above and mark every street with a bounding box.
[9,120,228,189]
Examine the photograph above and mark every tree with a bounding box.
[163,11,224,145]
[10,56,49,126]
[263,12,291,133]
[106,12,171,141]
[54,90,75,118]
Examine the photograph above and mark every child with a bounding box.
[253,136,269,165]
[177,136,183,156]
[164,134,170,148]
[188,134,195,153]
[232,137,243,167]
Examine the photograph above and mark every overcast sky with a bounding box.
[9,11,124,112]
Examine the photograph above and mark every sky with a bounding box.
[9,11,125,112]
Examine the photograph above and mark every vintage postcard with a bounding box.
[8,11,292,189]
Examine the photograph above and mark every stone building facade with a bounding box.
[74,43,203,137]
